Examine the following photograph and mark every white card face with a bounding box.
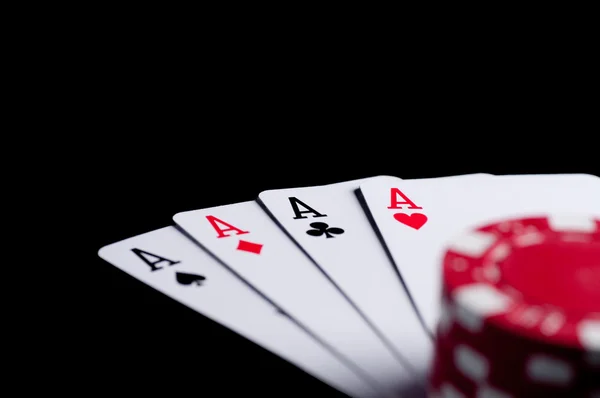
[173,201,419,397]
[98,226,379,398]
[359,173,600,334]
[258,177,433,376]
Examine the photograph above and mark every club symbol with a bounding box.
[176,272,206,286]
[306,222,344,239]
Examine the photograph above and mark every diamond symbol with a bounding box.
[236,239,263,254]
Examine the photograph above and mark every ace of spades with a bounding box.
[131,248,207,287]
[99,226,380,398]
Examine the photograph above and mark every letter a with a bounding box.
[206,215,249,238]
[131,248,180,272]
[387,188,423,209]
[288,197,327,219]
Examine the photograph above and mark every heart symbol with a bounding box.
[393,212,427,230]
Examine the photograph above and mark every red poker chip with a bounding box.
[435,320,598,396]
[428,340,477,397]
[430,333,544,397]
[441,215,600,352]
[438,290,599,376]
[432,215,600,397]
[432,322,598,397]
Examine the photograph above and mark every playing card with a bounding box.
[358,173,600,335]
[98,226,379,398]
[257,177,432,377]
[173,201,422,397]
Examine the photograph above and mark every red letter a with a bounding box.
[387,188,423,209]
[206,215,249,238]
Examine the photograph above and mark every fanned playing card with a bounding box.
[358,173,600,335]
[258,177,432,379]
[98,226,379,398]
[174,201,423,398]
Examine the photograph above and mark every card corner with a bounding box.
[172,210,190,222]
[97,245,110,260]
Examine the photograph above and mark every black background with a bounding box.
[29,15,596,395]
[83,74,599,396]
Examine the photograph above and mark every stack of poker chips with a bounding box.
[428,215,600,397]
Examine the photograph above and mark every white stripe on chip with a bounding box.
[438,299,454,336]
[578,319,600,351]
[454,344,489,382]
[447,231,497,258]
[547,214,597,232]
[488,243,510,263]
[526,354,574,386]
[440,383,466,398]
[476,385,513,398]
[453,284,511,332]
[513,231,545,247]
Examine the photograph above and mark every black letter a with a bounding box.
[131,248,180,272]
[288,197,327,219]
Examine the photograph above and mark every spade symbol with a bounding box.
[306,222,345,239]
[176,272,206,286]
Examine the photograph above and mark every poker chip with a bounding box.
[429,214,600,397]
